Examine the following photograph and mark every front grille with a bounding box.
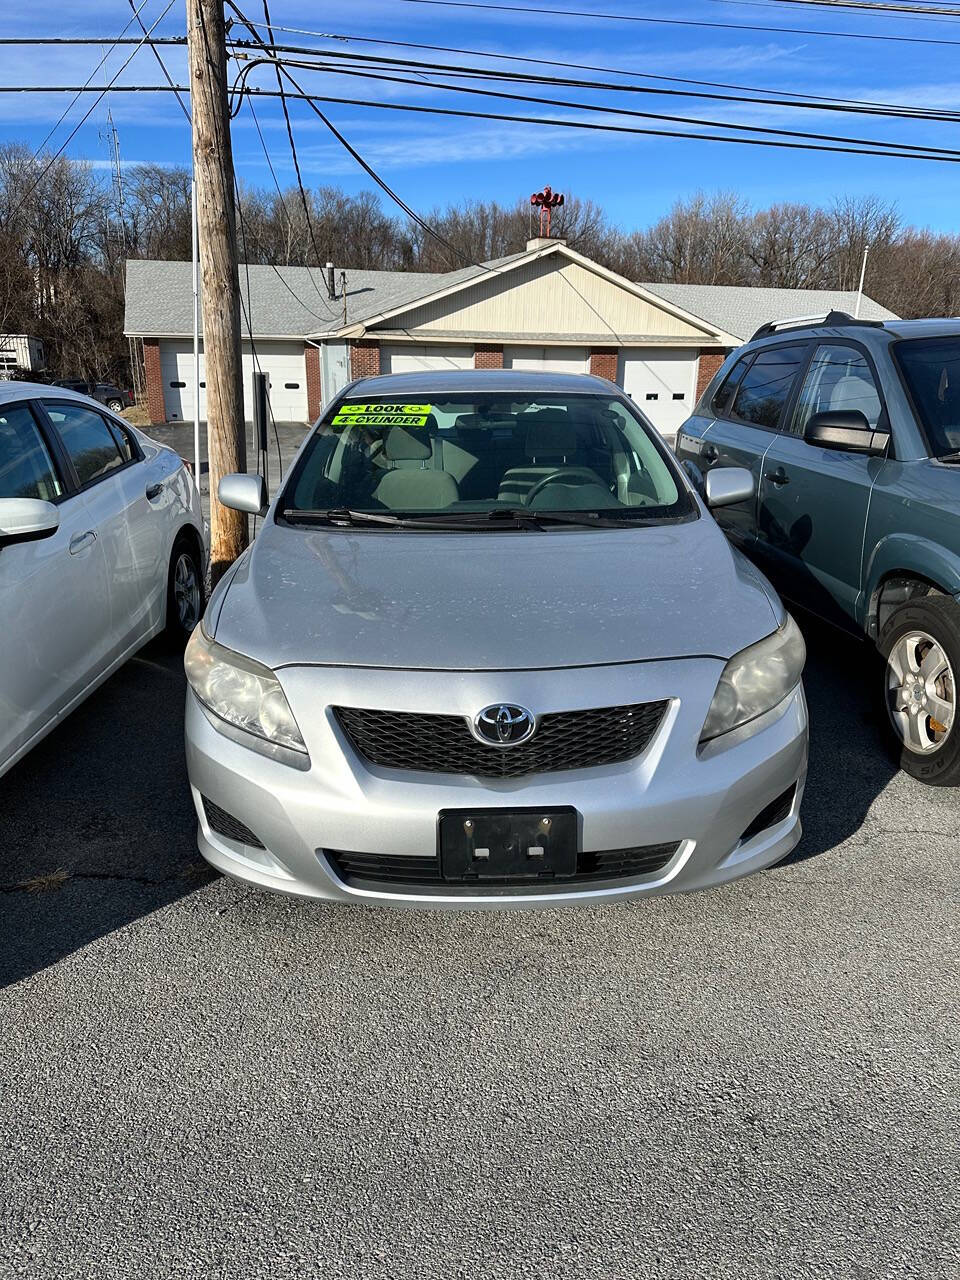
[326,841,680,893]
[202,796,265,849]
[739,783,797,844]
[333,701,668,778]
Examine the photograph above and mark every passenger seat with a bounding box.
[373,423,459,510]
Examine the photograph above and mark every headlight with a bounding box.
[700,614,805,743]
[184,623,307,755]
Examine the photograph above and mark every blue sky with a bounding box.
[5,0,960,233]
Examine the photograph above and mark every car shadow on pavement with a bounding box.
[0,640,213,989]
[781,612,899,865]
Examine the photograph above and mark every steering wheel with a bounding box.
[524,467,606,506]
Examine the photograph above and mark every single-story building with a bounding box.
[0,334,45,377]
[124,239,896,435]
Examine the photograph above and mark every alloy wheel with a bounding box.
[174,552,201,631]
[886,629,956,755]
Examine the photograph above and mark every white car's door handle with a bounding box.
[68,530,97,555]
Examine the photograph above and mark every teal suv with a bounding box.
[676,313,960,786]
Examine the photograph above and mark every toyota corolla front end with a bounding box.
[184,372,808,908]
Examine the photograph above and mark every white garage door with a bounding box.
[619,349,697,438]
[504,345,589,375]
[159,340,309,423]
[380,344,474,374]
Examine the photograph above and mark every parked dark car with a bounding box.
[52,380,134,413]
[676,311,960,786]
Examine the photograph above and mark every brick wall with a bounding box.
[143,338,166,425]
[695,349,730,404]
[351,340,380,379]
[589,349,618,381]
[474,345,503,369]
[305,343,322,420]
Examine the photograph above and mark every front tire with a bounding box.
[879,595,960,786]
[106,398,125,412]
[165,537,204,645]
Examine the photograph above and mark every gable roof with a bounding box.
[123,258,488,338]
[124,253,898,345]
[640,282,897,342]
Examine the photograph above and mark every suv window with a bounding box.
[43,401,126,487]
[712,353,751,417]
[730,345,808,429]
[0,404,63,502]
[790,344,882,436]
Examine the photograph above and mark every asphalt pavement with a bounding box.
[1,619,958,1279]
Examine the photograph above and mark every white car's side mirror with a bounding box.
[705,466,755,509]
[218,473,268,517]
[0,498,60,547]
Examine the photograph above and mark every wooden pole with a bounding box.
[186,0,247,583]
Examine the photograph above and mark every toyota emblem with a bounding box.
[473,703,537,747]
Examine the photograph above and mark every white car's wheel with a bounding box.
[166,537,204,644]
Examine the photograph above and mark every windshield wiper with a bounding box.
[282,506,634,531]
[936,451,960,463]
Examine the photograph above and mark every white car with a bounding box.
[0,382,206,779]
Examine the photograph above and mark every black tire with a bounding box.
[165,536,204,645]
[878,594,960,786]
[106,398,124,412]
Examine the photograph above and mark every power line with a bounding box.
[769,0,960,14]
[233,83,960,164]
[390,0,960,46]
[224,28,960,119]
[16,1,177,215]
[230,42,960,125]
[30,0,156,157]
[231,55,960,161]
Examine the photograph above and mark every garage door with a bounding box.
[619,349,697,437]
[159,340,309,424]
[380,344,474,374]
[504,345,589,375]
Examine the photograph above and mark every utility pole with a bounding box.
[186,0,247,582]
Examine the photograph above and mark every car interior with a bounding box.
[288,397,680,513]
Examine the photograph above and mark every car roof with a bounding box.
[747,315,960,349]
[346,369,619,397]
[0,380,107,407]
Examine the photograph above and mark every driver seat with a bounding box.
[497,413,581,504]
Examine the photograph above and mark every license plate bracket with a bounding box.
[438,807,578,883]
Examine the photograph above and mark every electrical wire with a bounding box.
[29,0,156,157]
[310,0,960,48]
[255,0,339,320]
[226,38,960,125]
[233,54,960,158]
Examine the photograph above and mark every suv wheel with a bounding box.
[106,398,125,412]
[166,537,204,645]
[879,595,960,785]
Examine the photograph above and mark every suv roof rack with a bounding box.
[750,309,887,342]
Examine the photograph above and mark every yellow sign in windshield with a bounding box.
[331,403,432,428]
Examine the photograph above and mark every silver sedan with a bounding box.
[184,371,807,908]
[1,383,205,778]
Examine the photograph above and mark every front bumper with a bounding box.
[184,657,808,910]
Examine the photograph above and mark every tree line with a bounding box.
[1,141,958,386]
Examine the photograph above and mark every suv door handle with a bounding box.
[701,443,718,464]
[69,530,97,555]
[145,482,164,500]
[768,467,790,487]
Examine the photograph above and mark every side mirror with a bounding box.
[804,410,890,456]
[218,473,267,517]
[0,498,60,547]
[705,466,754,509]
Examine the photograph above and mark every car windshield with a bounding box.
[281,392,692,528]
[894,336,960,456]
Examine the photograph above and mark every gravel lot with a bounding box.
[1,617,958,1279]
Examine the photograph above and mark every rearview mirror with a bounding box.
[0,497,60,547]
[804,410,890,456]
[218,473,268,517]
[705,466,754,509]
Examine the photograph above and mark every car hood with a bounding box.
[211,516,783,671]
